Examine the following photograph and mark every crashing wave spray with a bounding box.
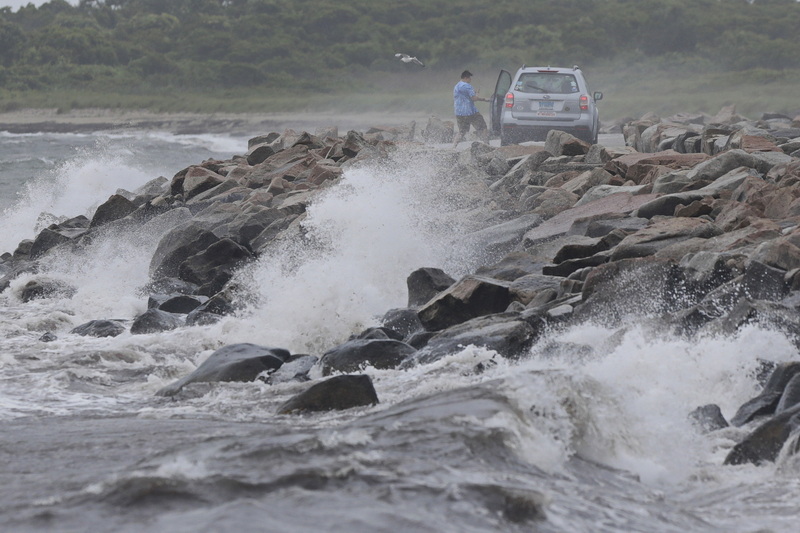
[0,139,155,255]
[227,148,494,353]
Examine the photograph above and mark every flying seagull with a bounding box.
[395,53,425,67]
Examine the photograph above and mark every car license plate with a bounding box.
[538,101,554,110]
[536,111,556,117]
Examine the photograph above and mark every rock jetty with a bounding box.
[3,107,800,465]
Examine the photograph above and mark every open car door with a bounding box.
[489,69,512,136]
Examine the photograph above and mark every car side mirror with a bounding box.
[593,91,603,101]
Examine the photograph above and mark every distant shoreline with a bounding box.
[0,108,429,136]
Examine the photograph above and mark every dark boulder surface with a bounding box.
[277,374,379,414]
[319,338,417,376]
[156,343,290,396]
[70,319,126,338]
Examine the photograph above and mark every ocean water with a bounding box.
[1,129,799,533]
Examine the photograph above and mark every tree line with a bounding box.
[0,0,798,97]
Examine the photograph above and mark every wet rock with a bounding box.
[380,308,424,338]
[277,374,379,414]
[156,343,290,396]
[28,228,71,259]
[319,338,416,376]
[417,275,513,331]
[177,238,254,295]
[776,373,800,414]
[689,404,729,433]
[89,194,138,228]
[130,308,185,335]
[724,403,800,465]
[70,319,126,338]
[407,267,455,307]
[412,312,538,364]
[730,362,800,426]
[264,354,318,384]
[150,221,221,279]
[156,294,206,314]
[19,278,76,302]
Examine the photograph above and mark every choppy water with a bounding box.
[1,129,799,533]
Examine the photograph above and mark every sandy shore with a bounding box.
[0,108,430,136]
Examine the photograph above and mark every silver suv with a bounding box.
[489,65,603,145]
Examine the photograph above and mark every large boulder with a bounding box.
[150,221,221,279]
[277,374,379,414]
[28,228,71,259]
[19,278,76,302]
[610,218,723,261]
[178,238,254,294]
[417,275,513,331]
[89,194,137,228]
[130,308,185,335]
[407,267,455,307]
[414,313,539,364]
[70,319,126,338]
[319,338,416,376]
[156,343,290,396]
[724,403,800,466]
[730,362,800,426]
[544,130,590,156]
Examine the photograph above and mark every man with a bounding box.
[452,70,489,148]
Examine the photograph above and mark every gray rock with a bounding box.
[320,338,416,376]
[89,194,137,228]
[157,294,206,314]
[130,308,184,335]
[265,354,318,384]
[71,319,126,338]
[544,130,590,156]
[156,343,289,396]
[730,362,800,426]
[689,404,729,433]
[149,221,221,279]
[407,267,455,307]
[19,278,76,302]
[466,213,543,256]
[178,237,254,295]
[277,374,379,414]
[417,275,513,331]
[777,373,800,414]
[474,251,545,281]
[413,312,538,364]
[724,403,800,465]
[380,308,424,338]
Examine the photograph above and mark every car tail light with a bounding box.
[505,92,514,108]
[579,95,589,111]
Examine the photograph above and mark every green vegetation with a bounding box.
[1,0,799,120]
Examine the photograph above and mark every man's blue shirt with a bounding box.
[454,81,478,116]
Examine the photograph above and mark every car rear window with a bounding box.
[514,73,578,94]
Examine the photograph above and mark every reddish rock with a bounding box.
[309,164,343,186]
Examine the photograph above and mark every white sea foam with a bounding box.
[221,151,483,353]
[0,149,154,253]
